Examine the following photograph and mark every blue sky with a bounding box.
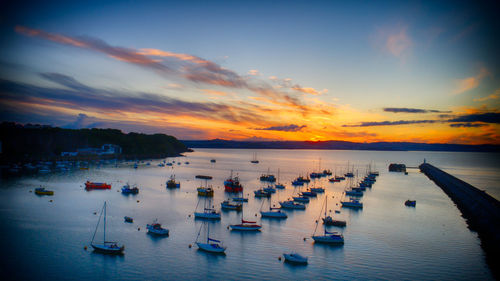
[1,0,499,143]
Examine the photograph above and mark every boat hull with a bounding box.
[229,224,262,231]
[283,253,308,264]
[312,235,344,244]
[91,244,124,255]
[261,211,287,218]
[194,213,221,220]
[196,242,226,253]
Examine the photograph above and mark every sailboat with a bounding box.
[229,207,262,231]
[275,169,285,189]
[90,202,125,254]
[195,221,226,254]
[260,196,287,219]
[194,197,221,220]
[321,195,346,227]
[250,152,259,164]
[312,199,345,244]
[147,219,169,236]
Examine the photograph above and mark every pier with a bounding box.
[419,163,500,278]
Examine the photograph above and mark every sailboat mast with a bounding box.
[207,222,210,243]
[103,201,106,243]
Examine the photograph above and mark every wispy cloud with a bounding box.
[255,124,307,132]
[453,67,490,94]
[15,26,311,112]
[383,107,451,113]
[292,85,328,95]
[449,123,487,128]
[473,89,500,102]
[247,69,260,76]
[343,120,436,127]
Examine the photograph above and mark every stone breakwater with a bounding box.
[419,163,500,279]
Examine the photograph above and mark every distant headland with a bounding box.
[0,122,191,163]
[181,139,500,152]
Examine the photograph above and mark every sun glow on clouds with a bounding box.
[6,26,499,144]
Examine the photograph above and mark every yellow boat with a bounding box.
[35,187,54,196]
[197,187,214,197]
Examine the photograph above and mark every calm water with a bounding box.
[0,149,498,280]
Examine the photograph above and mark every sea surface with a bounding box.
[0,149,498,280]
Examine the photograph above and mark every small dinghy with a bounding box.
[124,216,133,223]
[283,253,308,264]
[121,183,139,194]
[147,220,169,236]
[405,200,416,207]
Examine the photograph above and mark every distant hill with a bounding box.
[0,122,190,162]
[181,139,500,152]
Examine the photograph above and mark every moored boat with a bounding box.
[196,222,226,254]
[405,200,416,207]
[166,175,180,189]
[121,183,139,194]
[124,216,133,223]
[34,187,54,196]
[197,186,214,197]
[341,198,363,209]
[261,209,287,218]
[283,253,308,264]
[310,187,325,193]
[232,197,248,202]
[91,202,124,255]
[229,219,262,231]
[147,221,169,236]
[224,171,243,192]
[293,196,310,203]
[85,181,111,190]
[312,230,344,244]
[221,200,243,211]
[254,189,271,198]
[279,200,306,209]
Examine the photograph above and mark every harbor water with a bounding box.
[0,149,498,280]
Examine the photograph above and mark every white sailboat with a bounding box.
[90,202,125,254]
[195,222,226,254]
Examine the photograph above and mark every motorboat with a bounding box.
[121,183,139,194]
[147,221,169,236]
[224,171,243,192]
[232,197,248,202]
[322,216,346,227]
[197,187,214,197]
[34,187,54,196]
[166,175,180,188]
[221,200,242,211]
[194,209,221,220]
[254,189,271,198]
[85,181,111,190]
[310,187,325,193]
[293,196,310,203]
[261,209,287,218]
[124,216,133,223]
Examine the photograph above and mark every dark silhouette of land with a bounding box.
[0,122,190,163]
[182,139,500,152]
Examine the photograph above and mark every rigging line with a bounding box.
[91,202,105,244]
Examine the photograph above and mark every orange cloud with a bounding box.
[292,85,328,95]
[473,89,500,102]
[453,67,490,94]
[248,69,260,76]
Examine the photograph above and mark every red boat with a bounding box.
[85,181,111,190]
[224,171,243,193]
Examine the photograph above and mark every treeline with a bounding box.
[0,122,190,162]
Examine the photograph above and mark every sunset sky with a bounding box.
[1,0,499,144]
